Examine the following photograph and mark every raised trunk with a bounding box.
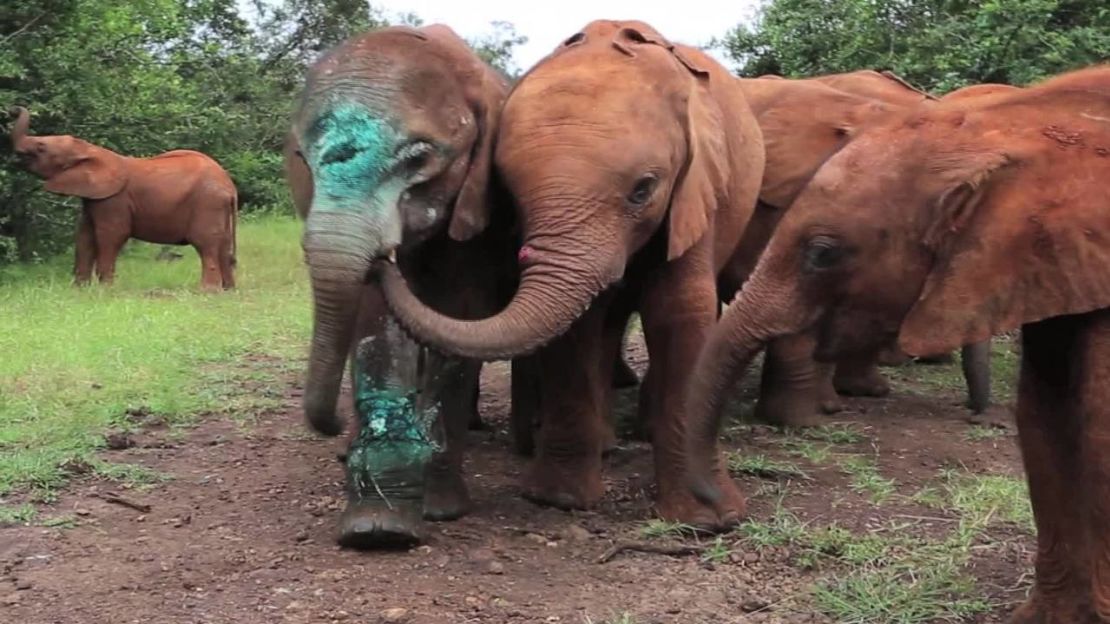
[377,251,612,361]
[9,106,30,150]
[302,212,382,436]
[685,273,811,504]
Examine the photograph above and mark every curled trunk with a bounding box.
[9,106,30,150]
[377,250,613,361]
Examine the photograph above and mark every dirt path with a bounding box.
[0,343,1032,624]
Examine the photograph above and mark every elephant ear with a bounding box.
[282,133,313,220]
[448,66,507,242]
[898,125,1110,356]
[42,138,126,199]
[668,84,727,260]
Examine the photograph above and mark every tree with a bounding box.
[719,0,1110,92]
[467,21,529,79]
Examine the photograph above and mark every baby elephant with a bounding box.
[8,107,238,291]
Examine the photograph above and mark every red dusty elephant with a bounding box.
[377,20,765,527]
[684,65,1110,622]
[8,107,238,291]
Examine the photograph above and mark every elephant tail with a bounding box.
[228,191,238,267]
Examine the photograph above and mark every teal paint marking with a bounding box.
[345,326,442,508]
[305,103,399,205]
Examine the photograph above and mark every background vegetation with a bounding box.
[720,0,1110,92]
[0,0,525,265]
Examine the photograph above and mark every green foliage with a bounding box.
[0,2,526,262]
[720,0,1110,92]
[0,217,310,495]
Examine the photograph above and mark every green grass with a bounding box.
[0,502,36,526]
[0,216,311,495]
[638,518,699,540]
[964,425,1008,442]
[728,452,809,480]
[839,456,898,504]
[740,504,993,623]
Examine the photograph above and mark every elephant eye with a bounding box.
[627,174,658,207]
[395,141,435,179]
[804,236,845,271]
[320,142,359,166]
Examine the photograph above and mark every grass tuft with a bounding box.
[728,452,809,480]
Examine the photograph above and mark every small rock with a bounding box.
[523,533,548,545]
[285,601,303,611]
[14,579,31,591]
[562,524,591,541]
[741,597,770,613]
[487,561,504,575]
[294,531,310,543]
[1,593,19,606]
[74,508,90,517]
[380,607,409,623]
[743,551,760,564]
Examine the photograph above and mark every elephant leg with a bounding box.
[510,355,540,456]
[754,333,826,428]
[195,243,223,292]
[1007,318,1091,623]
[465,366,484,431]
[422,354,476,521]
[962,340,993,414]
[218,237,236,290]
[816,362,844,414]
[638,268,745,530]
[338,289,431,549]
[521,298,611,510]
[601,297,638,449]
[832,355,891,397]
[93,228,128,285]
[1080,313,1110,622]
[74,209,96,285]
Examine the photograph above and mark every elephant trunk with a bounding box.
[302,211,384,436]
[378,243,616,361]
[685,271,812,504]
[9,106,30,151]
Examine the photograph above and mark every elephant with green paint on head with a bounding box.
[284,24,518,548]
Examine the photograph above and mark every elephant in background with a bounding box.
[7,107,237,290]
[684,65,1110,620]
[286,24,518,547]
[377,20,765,527]
[730,75,1006,425]
[812,69,936,106]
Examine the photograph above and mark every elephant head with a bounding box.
[285,25,507,436]
[377,20,751,361]
[8,106,127,199]
[684,67,1110,506]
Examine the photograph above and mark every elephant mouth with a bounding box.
[364,249,399,284]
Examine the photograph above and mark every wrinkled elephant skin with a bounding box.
[685,66,1110,622]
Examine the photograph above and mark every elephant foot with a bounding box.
[833,364,891,398]
[966,404,1012,429]
[656,471,746,532]
[337,501,424,549]
[612,356,640,388]
[423,464,471,521]
[1006,596,1101,624]
[754,391,825,428]
[522,454,604,510]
